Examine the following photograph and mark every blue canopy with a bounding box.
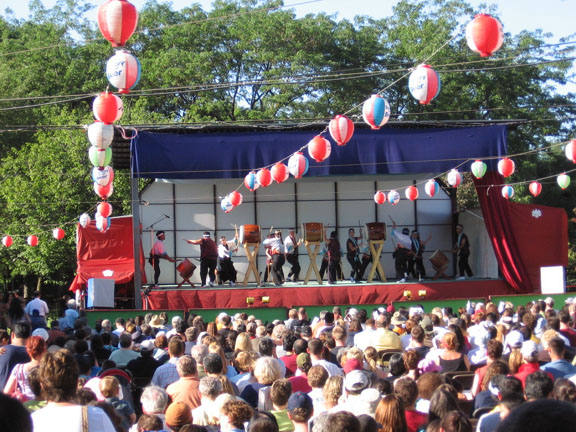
[131,125,507,180]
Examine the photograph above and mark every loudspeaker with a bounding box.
[87,278,115,308]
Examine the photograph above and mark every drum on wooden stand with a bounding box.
[177,258,196,279]
[302,222,323,242]
[239,224,261,244]
[366,222,386,241]
[429,250,449,270]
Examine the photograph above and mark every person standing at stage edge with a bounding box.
[186,232,218,287]
[150,231,176,286]
[346,228,363,283]
[284,228,302,282]
[263,230,286,286]
[453,224,473,280]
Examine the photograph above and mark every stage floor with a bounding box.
[144,278,515,310]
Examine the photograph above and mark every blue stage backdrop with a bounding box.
[131,125,507,179]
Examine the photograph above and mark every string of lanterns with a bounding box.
[86,0,140,233]
[1,0,140,247]
[219,13,514,212]
[0,11,571,246]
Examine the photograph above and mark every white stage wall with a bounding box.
[140,175,493,285]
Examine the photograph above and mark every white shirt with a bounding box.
[32,404,116,432]
[311,359,343,377]
[354,327,376,351]
[284,235,298,254]
[263,237,284,254]
[25,298,49,317]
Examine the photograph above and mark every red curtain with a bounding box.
[69,215,147,292]
[474,172,568,293]
[474,172,533,292]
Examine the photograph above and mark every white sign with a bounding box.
[540,266,565,294]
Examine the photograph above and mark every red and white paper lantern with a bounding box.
[271,163,289,184]
[529,181,542,197]
[329,115,354,146]
[79,213,91,228]
[405,186,419,201]
[498,157,515,178]
[106,50,141,93]
[388,190,400,205]
[425,179,439,197]
[2,235,13,247]
[447,169,462,187]
[97,0,139,47]
[52,228,65,240]
[362,95,391,130]
[308,136,332,163]
[465,14,504,57]
[244,171,259,192]
[93,92,124,124]
[96,214,111,233]
[374,190,386,205]
[256,168,273,188]
[94,182,114,200]
[565,139,576,163]
[408,64,441,105]
[92,166,115,187]
[27,235,38,247]
[288,152,309,179]
[97,202,113,218]
[501,185,514,200]
[229,191,243,207]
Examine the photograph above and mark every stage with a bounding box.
[143,278,515,310]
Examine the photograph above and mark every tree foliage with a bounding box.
[0,0,575,292]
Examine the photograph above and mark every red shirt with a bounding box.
[280,354,298,377]
[289,375,312,393]
[560,327,576,347]
[514,363,553,389]
[405,409,428,432]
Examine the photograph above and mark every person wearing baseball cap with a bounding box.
[287,392,314,431]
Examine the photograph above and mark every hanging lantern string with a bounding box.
[0,0,324,58]
[225,27,467,196]
[0,205,97,238]
[134,161,576,206]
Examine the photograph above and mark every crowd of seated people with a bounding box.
[0,296,576,431]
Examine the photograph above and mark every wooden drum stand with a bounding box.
[366,222,387,283]
[302,223,323,284]
[242,243,261,286]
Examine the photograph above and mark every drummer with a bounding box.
[390,224,411,283]
[218,234,239,287]
[185,232,218,287]
[407,230,432,282]
[262,229,286,286]
[149,230,176,286]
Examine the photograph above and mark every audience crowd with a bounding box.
[1,291,576,432]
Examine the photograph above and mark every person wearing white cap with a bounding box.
[514,341,542,386]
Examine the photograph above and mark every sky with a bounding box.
[1,0,575,42]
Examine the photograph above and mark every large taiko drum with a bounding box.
[302,222,323,242]
[239,224,261,244]
[177,258,196,278]
[429,250,449,270]
[366,222,386,241]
